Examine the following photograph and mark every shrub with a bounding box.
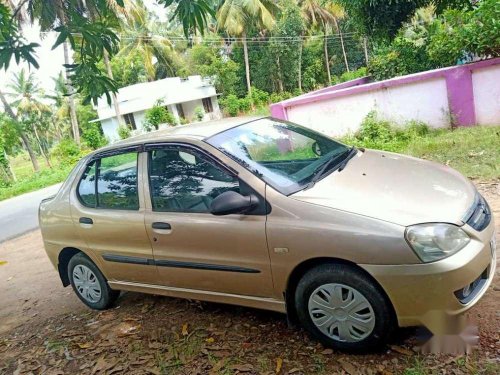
[270,92,283,103]
[368,1,500,81]
[220,95,240,117]
[356,111,394,143]
[82,123,107,150]
[50,139,83,165]
[238,97,252,113]
[248,87,270,107]
[339,67,368,82]
[117,124,131,139]
[406,120,430,137]
[368,38,433,80]
[144,103,176,129]
[194,106,205,121]
[179,117,189,125]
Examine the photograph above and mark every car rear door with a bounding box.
[70,147,157,284]
[143,143,274,297]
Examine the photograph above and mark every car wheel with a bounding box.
[294,263,395,352]
[68,253,119,310]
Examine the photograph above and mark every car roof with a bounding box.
[92,116,265,156]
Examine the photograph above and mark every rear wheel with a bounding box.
[68,253,119,310]
[294,263,395,352]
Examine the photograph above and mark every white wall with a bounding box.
[101,118,119,143]
[286,78,449,137]
[472,65,500,126]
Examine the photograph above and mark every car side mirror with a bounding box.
[210,191,257,216]
[312,141,322,156]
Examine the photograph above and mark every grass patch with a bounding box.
[0,154,76,201]
[341,113,499,181]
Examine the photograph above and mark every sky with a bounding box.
[0,0,165,96]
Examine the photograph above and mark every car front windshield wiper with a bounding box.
[303,147,357,190]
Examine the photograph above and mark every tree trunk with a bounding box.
[242,31,252,97]
[103,50,123,126]
[334,19,350,72]
[33,125,52,168]
[363,37,369,64]
[2,150,16,182]
[338,25,350,73]
[323,29,331,84]
[276,56,284,93]
[298,38,303,92]
[62,41,80,145]
[0,89,40,172]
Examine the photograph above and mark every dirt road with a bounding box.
[0,182,499,374]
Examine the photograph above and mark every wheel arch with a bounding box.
[57,247,83,287]
[284,257,397,326]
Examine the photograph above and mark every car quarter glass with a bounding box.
[206,118,350,195]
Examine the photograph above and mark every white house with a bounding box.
[92,75,221,141]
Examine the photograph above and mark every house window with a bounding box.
[175,104,185,119]
[123,113,136,129]
[202,97,213,113]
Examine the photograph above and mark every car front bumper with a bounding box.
[360,218,496,328]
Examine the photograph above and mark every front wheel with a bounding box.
[294,263,395,352]
[68,253,120,310]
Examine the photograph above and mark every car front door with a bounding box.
[70,148,157,284]
[143,143,274,297]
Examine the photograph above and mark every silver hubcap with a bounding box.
[308,283,375,342]
[73,265,102,303]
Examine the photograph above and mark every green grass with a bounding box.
[0,154,76,201]
[342,125,500,181]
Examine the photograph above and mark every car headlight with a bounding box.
[405,223,470,263]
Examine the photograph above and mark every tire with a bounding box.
[294,263,395,352]
[68,253,120,310]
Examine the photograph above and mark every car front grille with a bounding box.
[464,194,491,232]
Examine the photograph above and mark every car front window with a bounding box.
[206,118,349,195]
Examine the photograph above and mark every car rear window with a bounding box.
[77,152,139,210]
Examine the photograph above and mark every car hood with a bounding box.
[291,149,476,226]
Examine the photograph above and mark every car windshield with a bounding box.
[206,118,350,195]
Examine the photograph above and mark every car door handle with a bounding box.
[152,222,171,230]
[79,217,93,225]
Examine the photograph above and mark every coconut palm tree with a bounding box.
[0,88,40,172]
[117,1,180,81]
[300,0,349,83]
[7,69,52,167]
[217,0,279,96]
[21,0,81,144]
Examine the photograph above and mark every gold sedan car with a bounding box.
[40,117,496,351]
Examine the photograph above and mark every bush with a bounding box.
[248,87,270,107]
[356,111,394,143]
[82,123,107,150]
[368,38,433,80]
[144,103,176,130]
[50,139,83,165]
[220,95,240,117]
[339,67,368,82]
[348,111,431,152]
[238,97,252,113]
[194,106,205,121]
[368,1,500,81]
[118,124,131,139]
